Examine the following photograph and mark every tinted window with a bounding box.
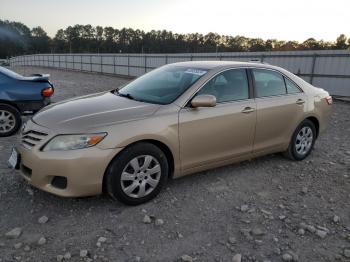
[253,69,286,97]
[197,69,249,103]
[118,66,207,105]
[285,77,301,94]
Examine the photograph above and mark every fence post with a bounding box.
[127,55,130,76]
[261,54,265,63]
[100,55,103,73]
[165,55,168,64]
[81,55,83,71]
[144,55,147,73]
[90,55,92,72]
[310,53,317,84]
[66,54,68,70]
[113,55,116,75]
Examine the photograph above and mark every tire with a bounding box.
[0,103,22,137]
[284,119,316,161]
[105,142,168,205]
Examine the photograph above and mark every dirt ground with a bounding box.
[0,67,349,262]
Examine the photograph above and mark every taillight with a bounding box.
[42,87,54,97]
[325,95,332,105]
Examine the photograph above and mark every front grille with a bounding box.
[21,130,48,149]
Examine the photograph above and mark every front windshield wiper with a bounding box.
[113,89,135,100]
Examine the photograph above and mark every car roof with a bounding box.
[171,60,277,70]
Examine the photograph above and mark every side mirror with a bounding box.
[191,94,216,108]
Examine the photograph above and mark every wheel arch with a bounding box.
[0,100,21,113]
[305,116,320,138]
[102,139,175,193]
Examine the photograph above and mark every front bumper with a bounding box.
[17,144,122,197]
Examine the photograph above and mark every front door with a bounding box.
[179,68,257,172]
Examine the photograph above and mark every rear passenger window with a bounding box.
[252,69,286,97]
[285,78,301,94]
[197,69,249,103]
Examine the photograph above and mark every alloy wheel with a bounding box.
[295,126,313,156]
[0,110,16,134]
[120,155,161,198]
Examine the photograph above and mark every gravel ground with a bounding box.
[0,66,349,262]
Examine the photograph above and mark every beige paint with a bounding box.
[16,61,332,197]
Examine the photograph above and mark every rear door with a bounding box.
[179,68,256,172]
[251,68,306,154]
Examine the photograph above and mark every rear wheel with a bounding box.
[0,104,22,137]
[105,142,168,205]
[284,119,316,161]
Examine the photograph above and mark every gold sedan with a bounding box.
[9,61,332,205]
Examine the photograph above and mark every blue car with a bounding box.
[0,66,54,137]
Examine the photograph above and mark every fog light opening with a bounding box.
[51,176,67,189]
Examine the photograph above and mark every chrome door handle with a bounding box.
[296,99,305,105]
[241,107,255,113]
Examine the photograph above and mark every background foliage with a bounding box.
[1,19,349,58]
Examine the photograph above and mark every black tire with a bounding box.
[105,142,168,205]
[284,119,316,161]
[0,103,22,137]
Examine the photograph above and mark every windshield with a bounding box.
[118,65,208,104]
[0,66,22,79]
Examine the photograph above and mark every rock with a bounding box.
[37,237,46,246]
[232,253,242,262]
[63,252,71,259]
[344,249,350,258]
[181,254,193,262]
[279,215,286,220]
[315,230,327,239]
[5,227,22,239]
[282,253,293,261]
[301,187,308,194]
[97,237,107,243]
[143,215,152,224]
[24,245,30,251]
[306,225,316,233]
[298,228,305,235]
[261,209,272,215]
[155,219,164,226]
[56,255,64,261]
[251,228,265,236]
[240,205,249,212]
[80,250,88,257]
[333,215,340,223]
[228,237,236,244]
[38,216,49,224]
[134,256,141,262]
[26,188,34,196]
[14,243,22,249]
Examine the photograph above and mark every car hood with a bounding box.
[32,92,161,132]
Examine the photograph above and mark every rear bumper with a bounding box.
[14,98,51,114]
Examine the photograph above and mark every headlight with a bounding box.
[42,133,107,151]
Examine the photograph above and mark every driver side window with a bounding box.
[197,69,249,103]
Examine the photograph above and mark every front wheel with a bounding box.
[0,104,22,137]
[284,119,316,161]
[105,142,168,205]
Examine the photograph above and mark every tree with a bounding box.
[335,34,348,49]
[0,19,349,58]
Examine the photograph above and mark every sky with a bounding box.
[0,0,349,42]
